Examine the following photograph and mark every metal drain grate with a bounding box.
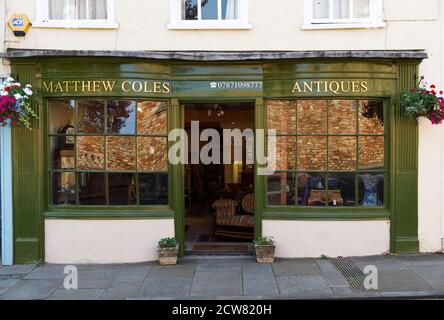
[329,257,378,293]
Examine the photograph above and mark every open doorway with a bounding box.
[184,102,255,254]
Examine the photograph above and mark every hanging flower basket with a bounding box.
[400,83,444,125]
[0,77,38,129]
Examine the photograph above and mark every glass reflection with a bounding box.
[137,101,167,134]
[298,172,326,206]
[297,136,327,171]
[327,173,355,206]
[359,173,384,206]
[359,100,384,134]
[49,99,75,134]
[52,172,76,205]
[328,136,357,171]
[107,100,136,134]
[359,136,384,170]
[137,137,168,171]
[77,100,105,133]
[222,0,238,19]
[328,100,357,134]
[267,100,297,134]
[139,173,168,205]
[201,0,218,19]
[78,172,106,205]
[297,100,327,134]
[182,0,198,20]
[267,172,295,205]
[50,136,75,170]
[106,136,136,171]
[108,173,137,205]
[273,136,297,171]
[76,136,104,170]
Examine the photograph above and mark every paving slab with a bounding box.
[24,265,67,280]
[0,278,20,288]
[59,269,120,289]
[397,254,444,266]
[0,264,36,276]
[377,270,435,292]
[272,259,322,277]
[196,260,242,271]
[48,289,105,300]
[191,270,242,297]
[408,265,444,290]
[112,264,152,284]
[276,275,333,297]
[350,255,395,264]
[355,258,409,272]
[148,264,196,278]
[101,283,142,300]
[0,279,61,300]
[138,277,192,298]
[242,263,279,296]
[315,259,349,287]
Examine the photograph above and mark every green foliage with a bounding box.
[158,237,178,248]
[400,90,438,118]
[254,236,274,245]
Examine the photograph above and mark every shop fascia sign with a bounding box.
[42,80,171,94]
[291,80,369,95]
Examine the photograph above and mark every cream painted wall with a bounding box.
[45,219,175,263]
[263,220,390,258]
[2,0,443,253]
[0,0,8,77]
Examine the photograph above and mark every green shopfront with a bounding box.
[6,51,425,263]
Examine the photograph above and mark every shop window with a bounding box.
[49,99,168,206]
[34,0,117,29]
[303,0,385,29]
[266,99,385,208]
[168,0,251,29]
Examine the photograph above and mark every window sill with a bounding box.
[32,21,119,29]
[301,22,386,30]
[44,208,174,219]
[262,209,390,221]
[167,22,252,30]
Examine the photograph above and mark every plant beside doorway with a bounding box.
[254,236,275,263]
[0,77,37,129]
[158,237,179,265]
[401,83,444,124]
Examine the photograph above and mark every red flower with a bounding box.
[431,90,436,95]
[4,86,10,92]
[12,120,17,125]
[431,84,436,89]
[440,90,443,95]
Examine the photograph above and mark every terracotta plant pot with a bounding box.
[158,245,179,265]
[254,243,275,263]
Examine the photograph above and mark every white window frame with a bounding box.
[168,0,251,30]
[34,0,118,29]
[303,0,385,30]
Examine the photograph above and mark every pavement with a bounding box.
[1,253,444,300]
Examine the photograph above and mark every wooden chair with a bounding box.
[212,197,254,240]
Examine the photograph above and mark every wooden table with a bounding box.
[308,190,343,206]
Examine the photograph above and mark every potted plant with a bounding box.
[254,236,275,263]
[400,83,444,124]
[158,237,179,265]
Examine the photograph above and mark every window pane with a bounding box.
[78,172,106,205]
[139,173,168,205]
[137,101,168,134]
[333,0,350,19]
[328,173,355,206]
[272,136,297,171]
[359,173,384,206]
[328,136,357,171]
[182,0,198,20]
[353,0,370,18]
[49,99,75,134]
[267,100,297,134]
[222,0,238,19]
[51,172,76,205]
[108,173,137,205]
[201,0,218,19]
[50,137,75,169]
[106,136,136,171]
[300,172,326,206]
[359,136,384,170]
[328,100,357,134]
[76,136,105,170]
[267,172,296,205]
[313,0,330,19]
[107,101,136,134]
[297,100,327,134]
[297,136,327,171]
[137,137,168,171]
[49,0,76,19]
[359,100,384,134]
[78,0,107,19]
[77,100,105,134]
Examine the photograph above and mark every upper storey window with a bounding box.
[168,0,251,29]
[35,0,118,29]
[304,0,385,29]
